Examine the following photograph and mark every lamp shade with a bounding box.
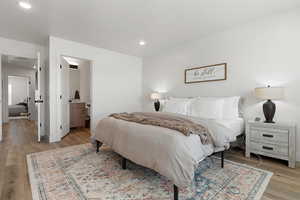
[150,92,161,100]
[255,86,284,100]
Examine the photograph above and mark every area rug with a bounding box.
[27,144,272,200]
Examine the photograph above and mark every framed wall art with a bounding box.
[184,63,227,84]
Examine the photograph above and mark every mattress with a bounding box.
[215,118,245,141]
[185,117,245,163]
[9,104,28,116]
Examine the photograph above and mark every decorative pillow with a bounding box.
[222,96,240,119]
[163,97,190,115]
[189,97,224,119]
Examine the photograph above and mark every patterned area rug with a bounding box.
[27,144,272,200]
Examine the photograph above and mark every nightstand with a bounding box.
[246,121,296,168]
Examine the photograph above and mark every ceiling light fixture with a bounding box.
[19,1,32,10]
[139,40,146,46]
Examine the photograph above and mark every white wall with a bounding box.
[8,76,29,105]
[79,61,91,103]
[48,36,142,142]
[142,9,300,160]
[0,37,45,59]
[0,37,46,140]
[69,68,80,99]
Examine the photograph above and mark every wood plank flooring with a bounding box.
[0,119,90,200]
[0,119,299,200]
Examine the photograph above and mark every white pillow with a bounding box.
[163,97,190,115]
[222,96,240,119]
[189,97,224,119]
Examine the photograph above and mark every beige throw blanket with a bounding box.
[109,112,213,145]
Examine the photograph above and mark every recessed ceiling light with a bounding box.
[139,40,146,46]
[19,1,32,10]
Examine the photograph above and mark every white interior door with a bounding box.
[60,57,70,138]
[0,54,2,142]
[35,52,44,142]
[26,77,30,119]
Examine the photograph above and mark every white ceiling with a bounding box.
[2,55,36,69]
[0,0,299,57]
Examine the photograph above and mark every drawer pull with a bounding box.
[262,134,274,138]
[262,146,273,151]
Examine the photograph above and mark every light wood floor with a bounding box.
[0,119,90,200]
[0,119,299,200]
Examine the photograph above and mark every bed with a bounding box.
[8,102,28,117]
[93,96,244,200]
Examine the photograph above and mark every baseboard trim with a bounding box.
[41,135,50,143]
[296,161,300,168]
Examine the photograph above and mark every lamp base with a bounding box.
[264,120,275,124]
[263,99,276,123]
[154,101,160,112]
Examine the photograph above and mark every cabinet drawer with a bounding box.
[250,128,288,144]
[70,108,86,115]
[250,142,288,156]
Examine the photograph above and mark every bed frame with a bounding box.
[96,140,224,200]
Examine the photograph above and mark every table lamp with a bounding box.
[255,85,284,123]
[150,92,162,112]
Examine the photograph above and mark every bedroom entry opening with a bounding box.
[1,54,44,142]
[7,75,30,120]
[60,56,91,139]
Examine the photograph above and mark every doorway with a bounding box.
[7,75,30,119]
[0,54,43,142]
[59,56,91,139]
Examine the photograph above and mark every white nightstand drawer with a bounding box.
[251,126,289,134]
[250,129,288,144]
[250,142,288,156]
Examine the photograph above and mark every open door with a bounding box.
[35,52,44,142]
[0,54,2,142]
[60,57,70,138]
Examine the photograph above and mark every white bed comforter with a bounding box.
[93,112,244,187]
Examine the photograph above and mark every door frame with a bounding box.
[58,54,93,141]
[59,56,70,138]
[0,54,2,141]
[0,53,43,142]
[7,75,31,119]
